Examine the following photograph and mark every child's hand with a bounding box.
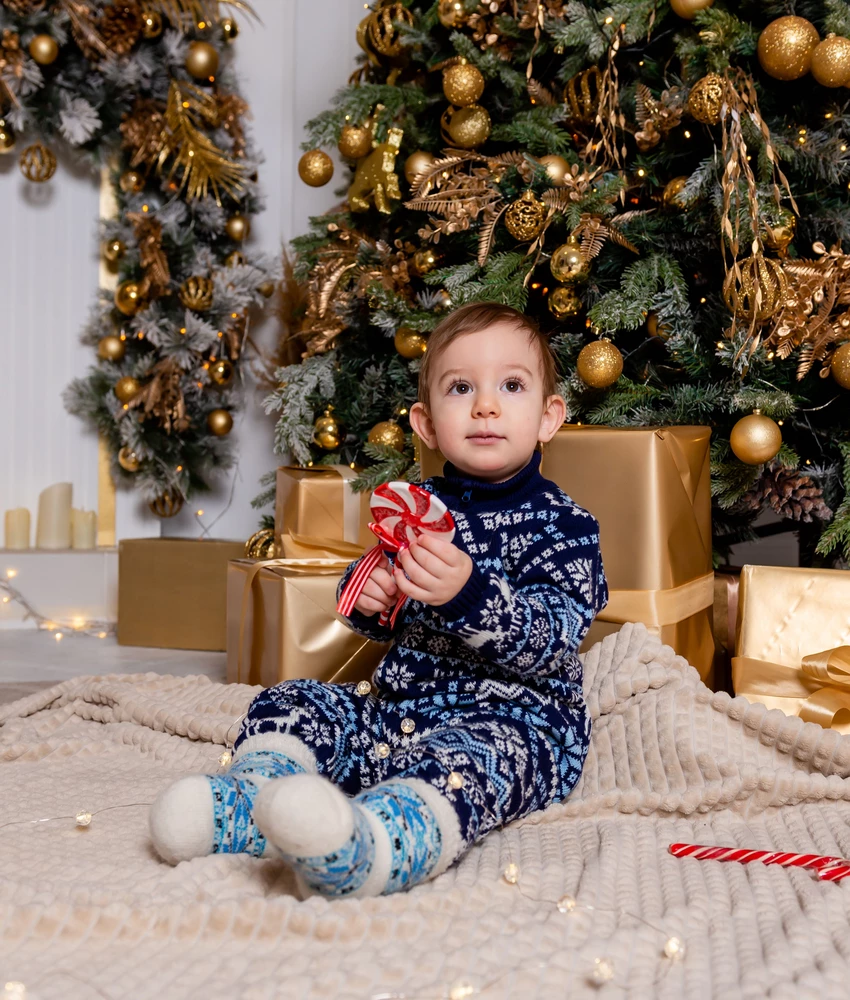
[394,533,472,607]
[353,551,399,617]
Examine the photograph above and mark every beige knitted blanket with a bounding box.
[3,622,850,999]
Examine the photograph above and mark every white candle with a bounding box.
[71,508,97,550]
[4,508,30,549]
[36,483,73,549]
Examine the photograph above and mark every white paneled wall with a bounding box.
[0,0,364,543]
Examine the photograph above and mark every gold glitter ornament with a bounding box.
[442,60,485,107]
[356,680,372,696]
[723,254,787,322]
[338,123,373,160]
[810,35,850,88]
[367,2,413,57]
[225,250,245,267]
[118,446,140,472]
[207,409,233,436]
[97,334,126,361]
[19,142,56,182]
[548,285,582,319]
[577,340,623,389]
[438,0,467,28]
[662,175,689,208]
[758,16,820,82]
[394,326,428,358]
[538,153,570,186]
[368,420,406,452]
[179,275,214,312]
[564,66,601,124]
[687,73,724,125]
[185,40,219,80]
[0,119,15,154]
[103,238,126,263]
[209,358,233,386]
[114,376,140,403]
[830,342,850,389]
[221,17,238,42]
[411,247,439,275]
[225,213,250,242]
[28,33,58,64]
[298,149,334,187]
[730,409,782,465]
[763,209,796,255]
[148,490,184,518]
[669,0,713,18]
[313,408,342,450]
[505,190,546,242]
[114,280,144,315]
[550,240,587,283]
[119,169,145,193]
[245,528,275,558]
[404,150,435,185]
[141,9,163,38]
[443,104,491,148]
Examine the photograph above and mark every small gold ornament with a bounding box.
[221,17,238,42]
[758,17,820,82]
[103,238,126,263]
[356,680,372,696]
[411,247,439,276]
[443,60,485,107]
[548,285,583,319]
[209,358,234,386]
[114,376,141,403]
[119,169,145,193]
[830,343,850,389]
[75,810,93,828]
[118,446,140,472]
[669,0,714,19]
[149,490,184,518]
[19,142,56,182]
[505,190,546,242]
[443,104,491,149]
[438,0,467,28]
[367,2,413,57]
[730,409,782,465]
[763,209,796,256]
[810,35,850,88]
[368,420,406,452]
[686,73,724,126]
[207,408,233,436]
[0,119,15,154]
[225,213,250,242]
[646,312,670,339]
[185,40,219,80]
[394,326,428,358]
[723,254,787,322]
[97,334,126,361]
[245,527,275,558]
[298,149,334,187]
[349,126,403,213]
[550,240,587,283]
[338,123,373,160]
[564,67,601,124]
[114,280,144,316]
[434,289,452,311]
[28,33,58,64]
[225,250,245,267]
[538,154,570,187]
[313,408,342,450]
[662,175,689,208]
[577,340,623,389]
[141,9,163,38]
[404,150,435,185]
[179,275,214,312]
[258,279,276,298]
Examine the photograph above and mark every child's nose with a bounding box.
[472,391,500,418]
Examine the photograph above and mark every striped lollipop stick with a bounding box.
[669,842,848,873]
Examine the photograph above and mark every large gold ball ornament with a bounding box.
[28,33,59,65]
[438,0,468,27]
[207,408,233,436]
[141,9,163,38]
[114,280,144,316]
[313,409,342,450]
[548,285,583,320]
[662,175,690,208]
[830,343,850,389]
[687,73,724,126]
[221,17,238,42]
[225,249,245,267]
[0,119,15,154]
[209,358,234,386]
[103,238,126,264]
[810,35,850,88]
[114,376,141,403]
[444,104,491,149]
[225,213,250,242]
[97,334,126,362]
[368,420,406,452]
[550,240,588,283]
[245,528,275,559]
[669,0,714,19]
[763,209,796,255]
[179,275,214,312]
[338,123,373,160]
[119,169,145,193]
[298,149,334,187]
[538,154,570,187]
[185,40,219,80]
[730,410,782,465]
[118,446,140,472]
[723,254,787,322]
[404,150,435,185]
[443,61,485,107]
[577,340,623,389]
[411,248,439,276]
[394,326,428,358]
[758,16,820,82]
[505,190,546,242]
[19,142,56,182]
[148,490,184,518]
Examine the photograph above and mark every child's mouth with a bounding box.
[468,433,504,443]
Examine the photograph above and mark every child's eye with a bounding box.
[447,380,472,395]
[502,377,526,393]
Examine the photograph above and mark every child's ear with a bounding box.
[409,402,438,450]
[538,394,566,443]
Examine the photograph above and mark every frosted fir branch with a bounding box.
[264,352,337,465]
[192,198,227,232]
[156,199,190,238]
[16,59,44,98]
[131,304,177,348]
[729,388,797,418]
[58,96,102,145]
[161,29,188,70]
[423,260,480,292]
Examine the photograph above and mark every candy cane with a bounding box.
[669,843,847,872]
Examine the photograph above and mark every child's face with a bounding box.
[410,321,566,483]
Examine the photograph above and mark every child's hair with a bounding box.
[417,302,559,409]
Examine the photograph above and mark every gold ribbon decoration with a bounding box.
[600,572,715,628]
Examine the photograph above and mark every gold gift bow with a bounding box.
[732,646,850,730]
[597,572,715,627]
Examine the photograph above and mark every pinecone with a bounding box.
[747,466,832,523]
[1,0,46,14]
[100,1,142,55]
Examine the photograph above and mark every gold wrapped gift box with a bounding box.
[275,465,373,553]
[732,564,850,732]
[419,426,715,681]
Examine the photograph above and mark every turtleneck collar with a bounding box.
[435,451,544,509]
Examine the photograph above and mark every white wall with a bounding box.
[0,0,364,544]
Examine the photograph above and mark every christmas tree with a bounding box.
[268,0,850,565]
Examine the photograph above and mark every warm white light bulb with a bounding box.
[449,981,475,1000]
[664,936,685,960]
[590,957,615,985]
[5,569,17,579]
[502,862,520,884]
[556,894,577,913]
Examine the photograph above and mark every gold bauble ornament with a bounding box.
[662,175,689,208]
[404,150,435,185]
[723,254,787,322]
[221,17,238,42]
[438,0,467,28]
[28,33,58,65]
[564,67,601,124]
[118,446,140,472]
[114,376,141,403]
[245,528,275,559]
[313,408,342,450]
[97,334,126,362]
[298,149,334,187]
[411,248,439,276]
[148,490,184,518]
[810,35,850,88]
[103,238,126,264]
[394,326,428,358]
[114,280,144,316]
[368,420,406,452]
[367,2,413,57]
[505,190,546,242]
[258,279,276,298]
[443,61,485,107]
[646,312,671,339]
[434,288,453,312]
[207,408,233,436]
[209,358,234,386]
[550,240,588,283]
[185,40,219,80]
[179,275,214,312]
[686,73,724,126]
[669,0,714,19]
[225,213,250,242]
[758,16,820,82]
[538,154,570,187]
[338,123,373,160]
[577,340,623,389]
[444,104,491,149]
[730,410,782,465]
[119,169,145,193]
[763,209,796,255]
[548,285,583,320]
[830,342,850,389]
[225,250,245,267]
[141,9,163,38]
[19,142,56,182]
[0,119,15,155]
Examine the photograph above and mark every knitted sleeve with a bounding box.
[336,551,396,642]
[434,501,608,678]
